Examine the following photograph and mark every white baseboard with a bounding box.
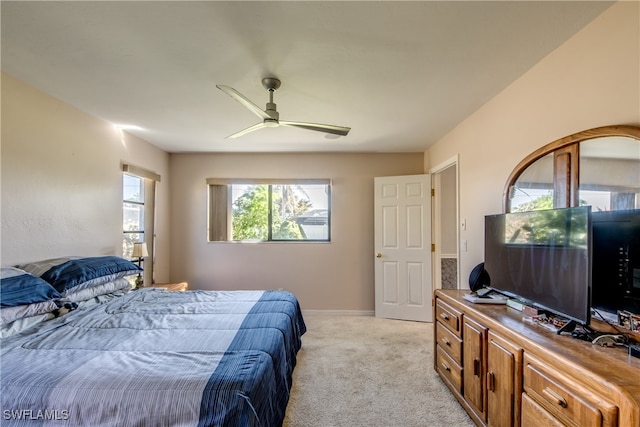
[440,253,458,259]
[303,309,375,317]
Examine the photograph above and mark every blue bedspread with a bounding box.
[0,289,306,426]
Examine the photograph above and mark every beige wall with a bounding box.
[169,153,423,311]
[425,2,640,288]
[1,72,171,282]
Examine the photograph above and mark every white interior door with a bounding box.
[374,175,432,322]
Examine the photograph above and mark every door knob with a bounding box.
[376,253,382,258]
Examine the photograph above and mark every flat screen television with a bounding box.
[591,209,640,315]
[484,206,592,328]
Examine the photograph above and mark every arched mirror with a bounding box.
[504,125,640,213]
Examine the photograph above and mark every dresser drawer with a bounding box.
[523,354,618,427]
[436,344,463,394]
[436,321,463,363]
[521,392,565,427]
[435,299,462,337]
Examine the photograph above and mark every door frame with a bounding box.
[430,155,460,290]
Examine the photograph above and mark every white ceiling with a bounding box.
[1,1,613,153]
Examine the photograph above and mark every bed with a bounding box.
[1,257,306,426]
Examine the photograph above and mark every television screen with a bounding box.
[591,209,640,315]
[484,206,592,325]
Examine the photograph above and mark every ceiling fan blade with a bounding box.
[226,122,267,139]
[216,85,270,121]
[279,121,351,136]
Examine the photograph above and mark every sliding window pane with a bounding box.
[232,185,269,241]
[122,232,143,259]
[272,184,330,241]
[123,174,144,203]
[123,203,144,232]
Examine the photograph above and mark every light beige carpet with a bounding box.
[283,315,475,427]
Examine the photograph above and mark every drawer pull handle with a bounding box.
[487,372,495,392]
[442,337,451,347]
[440,313,450,321]
[542,387,568,408]
[441,362,451,372]
[473,358,480,376]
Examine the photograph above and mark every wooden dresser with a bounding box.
[434,289,640,427]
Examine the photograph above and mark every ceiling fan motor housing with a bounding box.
[262,78,281,91]
[265,102,279,122]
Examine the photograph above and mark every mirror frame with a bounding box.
[503,125,640,212]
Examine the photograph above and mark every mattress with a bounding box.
[0,289,306,426]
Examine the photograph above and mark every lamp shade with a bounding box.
[132,242,149,258]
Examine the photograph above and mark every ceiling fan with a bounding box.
[216,78,351,139]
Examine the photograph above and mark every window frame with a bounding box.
[207,178,332,243]
[123,173,145,257]
[122,164,161,285]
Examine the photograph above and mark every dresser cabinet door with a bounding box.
[487,331,522,427]
[464,316,488,421]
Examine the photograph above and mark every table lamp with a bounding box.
[132,242,148,289]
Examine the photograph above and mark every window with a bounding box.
[208,179,331,242]
[122,164,161,285]
[123,174,145,258]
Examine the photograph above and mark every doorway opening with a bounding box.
[431,156,460,290]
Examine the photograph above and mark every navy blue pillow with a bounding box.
[39,256,141,293]
[1,267,62,308]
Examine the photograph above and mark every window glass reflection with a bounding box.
[579,137,640,212]
[510,153,554,212]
